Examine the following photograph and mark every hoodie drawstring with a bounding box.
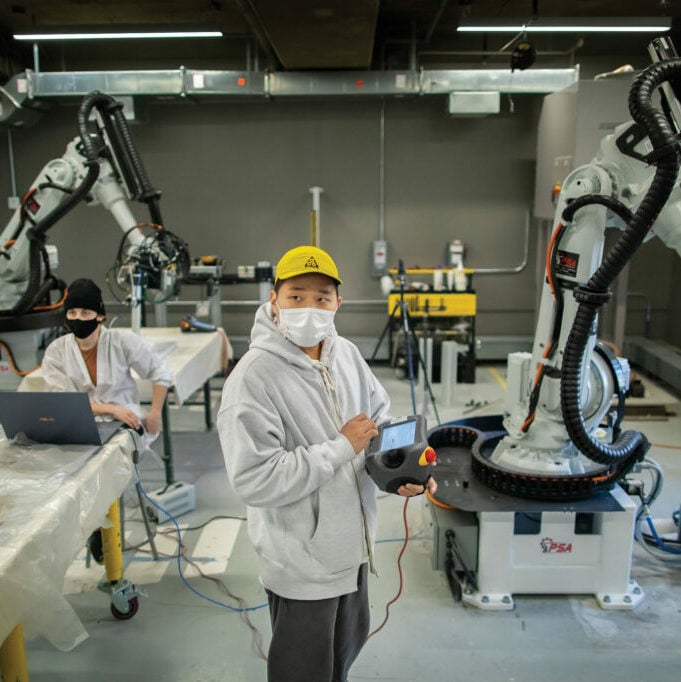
[312,359,378,577]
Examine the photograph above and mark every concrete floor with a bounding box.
[24,363,681,681]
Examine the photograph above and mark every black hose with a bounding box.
[88,91,175,263]
[76,91,114,161]
[561,194,634,225]
[560,58,681,467]
[107,103,164,224]
[77,91,161,216]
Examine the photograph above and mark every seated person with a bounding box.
[41,278,173,562]
[42,278,173,439]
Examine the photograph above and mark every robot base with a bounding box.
[461,579,644,611]
[430,485,644,611]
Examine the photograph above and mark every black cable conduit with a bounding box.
[560,58,681,467]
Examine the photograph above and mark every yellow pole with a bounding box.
[308,186,323,247]
[310,210,318,247]
[102,500,123,582]
[0,624,30,681]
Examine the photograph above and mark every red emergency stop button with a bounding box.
[418,447,437,466]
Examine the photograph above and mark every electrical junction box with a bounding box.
[146,481,196,524]
[448,91,500,117]
[372,240,387,278]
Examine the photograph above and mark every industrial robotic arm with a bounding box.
[483,38,681,499]
[0,91,189,384]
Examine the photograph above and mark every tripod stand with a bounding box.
[371,261,440,424]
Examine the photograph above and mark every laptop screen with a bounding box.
[0,392,120,446]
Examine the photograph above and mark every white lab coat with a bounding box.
[41,326,173,423]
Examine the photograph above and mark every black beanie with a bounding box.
[64,278,105,315]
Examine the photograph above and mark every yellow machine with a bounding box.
[387,291,476,317]
[385,267,477,383]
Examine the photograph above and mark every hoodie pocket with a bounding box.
[308,475,362,573]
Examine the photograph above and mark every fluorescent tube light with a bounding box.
[14,31,223,41]
[457,17,671,34]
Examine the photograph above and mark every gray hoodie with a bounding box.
[217,302,391,599]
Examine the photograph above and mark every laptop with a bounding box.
[0,392,122,446]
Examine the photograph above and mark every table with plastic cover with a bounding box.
[0,430,134,677]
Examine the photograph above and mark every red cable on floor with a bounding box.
[368,497,410,639]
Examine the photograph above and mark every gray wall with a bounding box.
[2,72,679,353]
[2,94,541,344]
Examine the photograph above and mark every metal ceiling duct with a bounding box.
[0,65,579,126]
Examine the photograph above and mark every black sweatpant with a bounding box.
[266,564,370,682]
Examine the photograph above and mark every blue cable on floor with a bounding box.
[134,462,268,612]
[645,515,681,555]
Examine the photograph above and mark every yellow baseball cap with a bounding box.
[274,245,342,285]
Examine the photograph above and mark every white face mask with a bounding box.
[276,307,336,347]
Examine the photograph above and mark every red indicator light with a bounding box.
[237,77,247,87]
[355,80,364,88]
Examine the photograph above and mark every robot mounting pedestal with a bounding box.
[461,485,643,611]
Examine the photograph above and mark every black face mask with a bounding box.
[66,317,99,339]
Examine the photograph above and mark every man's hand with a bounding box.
[397,476,438,498]
[144,409,162,436]
[340,414,379,454]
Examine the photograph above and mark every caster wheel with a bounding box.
[111,596,139,620]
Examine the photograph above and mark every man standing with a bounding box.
[217,246,435,682]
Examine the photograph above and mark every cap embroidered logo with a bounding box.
[305,256,319,270]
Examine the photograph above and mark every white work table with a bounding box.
[0,431,134,675]
[133,327,230,406]
[134,327,231,485]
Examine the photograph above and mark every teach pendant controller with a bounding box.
[365,415,436,493]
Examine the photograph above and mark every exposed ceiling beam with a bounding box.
[246,0,380,70]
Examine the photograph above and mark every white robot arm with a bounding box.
[0,91,189,320]
[0,137,140,313]
[0,92,189,385]
[485,40,681,499]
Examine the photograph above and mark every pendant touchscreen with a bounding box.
[380,420,416,451]
[364,415,436,493]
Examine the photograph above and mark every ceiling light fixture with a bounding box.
[457,17,671,34]
[14,30,223,41]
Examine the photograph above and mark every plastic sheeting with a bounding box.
[0,431,133,651]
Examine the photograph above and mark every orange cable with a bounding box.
[545,222,563,299]
[32,291,67,312]
[426,488,455,510]
[21,186,37,204]
[520,413,536,432]
[0,340,41,377]
[368,497,410,639]
[521,341,555,432]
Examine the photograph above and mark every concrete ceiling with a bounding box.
[0,0,679,74]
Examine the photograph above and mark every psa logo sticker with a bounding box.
[540,537,573,553]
